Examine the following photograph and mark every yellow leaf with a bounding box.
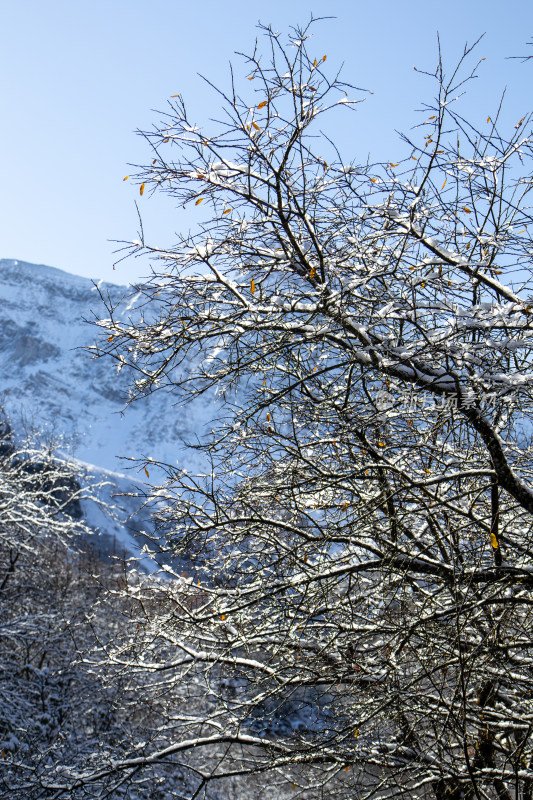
[424,468,431,474]
[441,179,447,190]
[221,614,226,620]
[223,208,232,215]
[107,336,113,342]
[171,94,180,98]
[345,765,350,772]
[428,115,436,120]
[323,55,327,62]
[195,197,204,205]
[490,532,499,549]
[266,412,270,422]
[462,206,472,213]
[342,502,349,510]
[377,442,385,447]
[152,159,157,165]
[309,267,316,278]
[487,116,491,124]
[123,175,129,181]
[252,121,260,131]
[144,467,149,478]
[248,75,254,80]
[390,163,398,168]
[139,183,145,196]
[353,728,359,738]
[421,281,426,288]
[257,101,267,109]
[313,58,317,67]
[370,178,377,183]
[250,278,256,294]
[163,138,169,143]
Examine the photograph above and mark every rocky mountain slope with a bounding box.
[0,258,214,562]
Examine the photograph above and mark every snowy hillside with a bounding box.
[0,258,216,560]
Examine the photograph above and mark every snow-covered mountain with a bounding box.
[0,258,215,562]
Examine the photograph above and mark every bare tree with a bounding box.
[0,422,176,799]
[84,20,533,800]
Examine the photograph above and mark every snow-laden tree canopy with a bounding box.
[88,21,533,800]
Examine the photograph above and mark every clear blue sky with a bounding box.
[1,0,531,284]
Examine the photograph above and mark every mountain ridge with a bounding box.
[0,257,214,563]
